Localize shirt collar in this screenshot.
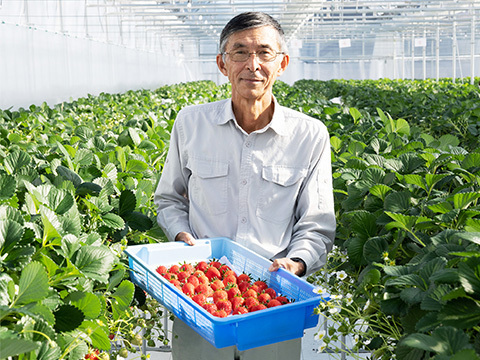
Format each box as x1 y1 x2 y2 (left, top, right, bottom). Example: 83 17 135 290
216 97 289 136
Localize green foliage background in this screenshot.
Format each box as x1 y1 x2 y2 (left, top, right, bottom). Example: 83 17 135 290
0 78 479 359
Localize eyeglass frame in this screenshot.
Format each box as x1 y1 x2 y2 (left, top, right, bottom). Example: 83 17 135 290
221 49 286 63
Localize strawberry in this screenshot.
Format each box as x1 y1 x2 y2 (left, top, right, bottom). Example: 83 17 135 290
195 261 209 272
258 293 271 305
237 273 251 284
179 263 194 274
250 303 267 312
213 309 228 318
210 279 225 292
249 284 260 294
203 303 217 315
254 280 268 292
187 275 200 287
232 306 249 315
243 288 258 299
177 271 189 283
276 296 290 304
209 260 222 269
206 267 221 282
231 295 245 309
223 274 237 287
216 299 233 314
264 287 277 298
267 299 282 308
238 281 250 293
170 279 182 290
192 293 207 306
195 283 213 296
213 289 228 303
244 297 259 310
197 274 209 285
182 282 195 297
169 264 180 275
219 264 232 274
156 265 167 275
227 285 241 300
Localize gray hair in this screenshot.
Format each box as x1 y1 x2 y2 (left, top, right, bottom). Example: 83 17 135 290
219 12 287 54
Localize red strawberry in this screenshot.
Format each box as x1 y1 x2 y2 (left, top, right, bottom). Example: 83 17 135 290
231 295 245 309
156 265 167 275
187 275 200 287
258 293 271 305
219 264 232 274
210 279 225 292
244 297 259 310
182 282 195 297
213 309 228 318
209 260 222 269
254 280 268 292
169 264 180 275
195 283 213 296
197 274 209 285
233 306 249 315
177 271 189 283
250 304 267 312
267 299 282 308
223 274 237 287
249 284 260 294
195 261 208 272
237 273 250 284
213 289 228 303
243 288 258 299
192 293 207 306
276 296 290 304
203 303 217 315
179 263 194 274
264 287 277 298
170 279 182 290
238 281 250 293
206 267 221 281
227 286 241 300
216 299 232 314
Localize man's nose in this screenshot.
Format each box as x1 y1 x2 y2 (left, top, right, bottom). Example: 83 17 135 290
245 53 261 71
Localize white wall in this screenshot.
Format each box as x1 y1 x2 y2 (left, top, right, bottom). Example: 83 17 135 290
0 22 192 110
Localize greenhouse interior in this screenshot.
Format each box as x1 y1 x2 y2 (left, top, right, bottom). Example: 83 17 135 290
1 1 480 360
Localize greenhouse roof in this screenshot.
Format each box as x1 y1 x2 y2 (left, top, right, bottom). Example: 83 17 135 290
2 0 479 54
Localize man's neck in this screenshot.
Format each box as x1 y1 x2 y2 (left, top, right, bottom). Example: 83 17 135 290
232 96 275 134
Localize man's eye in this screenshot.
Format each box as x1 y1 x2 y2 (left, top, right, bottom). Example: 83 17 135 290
233 50 248 55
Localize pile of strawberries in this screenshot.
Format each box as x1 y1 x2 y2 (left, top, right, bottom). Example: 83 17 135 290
156 259 291 318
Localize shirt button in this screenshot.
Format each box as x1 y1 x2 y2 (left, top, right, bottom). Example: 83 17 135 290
241 217 247 224
245 141 252 148
241 179 247 185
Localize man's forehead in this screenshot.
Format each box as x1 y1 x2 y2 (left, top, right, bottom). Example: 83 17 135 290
225 27 280 50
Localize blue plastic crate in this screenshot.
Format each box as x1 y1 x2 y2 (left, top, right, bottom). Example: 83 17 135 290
125 237 328 350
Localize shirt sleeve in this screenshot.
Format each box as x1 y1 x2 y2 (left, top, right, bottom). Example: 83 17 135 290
154 114 192 241
287 124 336 276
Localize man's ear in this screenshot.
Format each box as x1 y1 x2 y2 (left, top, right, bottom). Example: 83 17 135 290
216 54 228 76
277 54 290 76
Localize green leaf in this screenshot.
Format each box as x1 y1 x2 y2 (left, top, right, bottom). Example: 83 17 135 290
403 174 426 191
56 165 82 187
126 159 148 173
4 150 31 175
385 274 426 289
124 211 153 231
54 304 84 332
112 280 135 318
0 174 16 200
0 330 40 358
65 291 102 319
363 236 389 262
438 134 460 150
449 192 480 210
396 118 410 136
128 127 142 146
347 237 367 266
73 148 93 167
102 213 125 230
458 257 480 294
350 211 378 240
80 320 111 351
75 182 102 197
401 326 472 355
72 246 115 283
384 191 411 213
369 184 392 200
330 136 342 152
349 107 362 124
13 261 49 306
0 219 24 256
439 298 480 329
119 189 136 216
47 188 74 215
103 163 118 183
74 125 94 141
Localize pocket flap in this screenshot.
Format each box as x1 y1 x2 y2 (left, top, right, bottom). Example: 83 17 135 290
189 158 229 179
262 166 307 186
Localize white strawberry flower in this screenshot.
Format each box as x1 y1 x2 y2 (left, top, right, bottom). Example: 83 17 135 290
314 330 326 341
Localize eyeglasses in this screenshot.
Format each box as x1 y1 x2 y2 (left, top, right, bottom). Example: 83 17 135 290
222 49 285 63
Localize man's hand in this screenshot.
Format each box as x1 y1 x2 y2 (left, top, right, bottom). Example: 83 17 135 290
174 231 196 246
269 258 305 277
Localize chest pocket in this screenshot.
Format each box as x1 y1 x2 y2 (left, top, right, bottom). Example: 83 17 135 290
187 158 229 216
256 165 307 224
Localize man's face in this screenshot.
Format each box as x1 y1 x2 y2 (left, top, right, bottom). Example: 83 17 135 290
216 26 289 103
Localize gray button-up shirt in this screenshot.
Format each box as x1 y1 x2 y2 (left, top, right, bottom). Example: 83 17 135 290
154 97 336 275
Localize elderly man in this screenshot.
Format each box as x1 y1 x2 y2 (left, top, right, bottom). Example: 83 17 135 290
154 11 336 360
